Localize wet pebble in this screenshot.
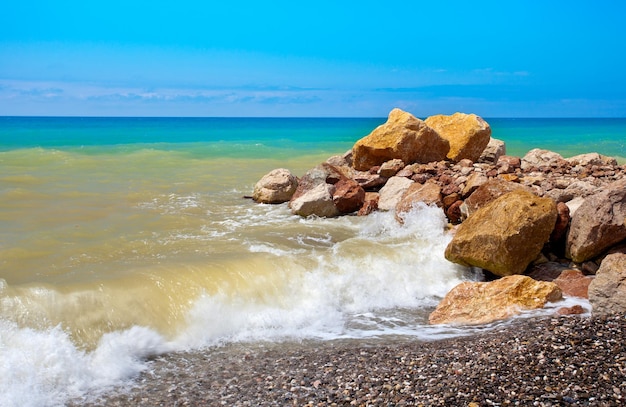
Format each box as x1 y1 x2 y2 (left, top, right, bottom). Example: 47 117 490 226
72 314 626 407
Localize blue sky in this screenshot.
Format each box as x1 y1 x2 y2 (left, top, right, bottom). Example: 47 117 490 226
1 1 625 117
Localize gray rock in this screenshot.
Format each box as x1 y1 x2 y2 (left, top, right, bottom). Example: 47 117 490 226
566 180 626 262
521 148 566 171
477 137 506 164
589 253 626 314
377 176 414 211
252 168 298 204
289 183 340 218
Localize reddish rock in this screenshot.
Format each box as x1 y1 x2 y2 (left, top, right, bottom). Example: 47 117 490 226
438 173 455 186
442 192 461 208
553 269 593 298
441 183 461 197
358 192 379 216
446 200 464 224
411 173 432 184
556 305 585 316
551 201 571 243
332 178 365 214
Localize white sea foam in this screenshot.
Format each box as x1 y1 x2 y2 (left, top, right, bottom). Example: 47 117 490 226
176 205 478 347
0 203 587 405
0 321 171 407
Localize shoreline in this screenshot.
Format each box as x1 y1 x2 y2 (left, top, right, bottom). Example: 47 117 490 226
75 314 626 406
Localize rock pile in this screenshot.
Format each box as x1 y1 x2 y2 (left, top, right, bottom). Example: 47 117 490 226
252 108 626 324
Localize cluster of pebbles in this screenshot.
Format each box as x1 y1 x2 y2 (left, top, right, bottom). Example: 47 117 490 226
76 314 626 406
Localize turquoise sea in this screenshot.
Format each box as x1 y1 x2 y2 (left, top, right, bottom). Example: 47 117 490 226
0 116 622 406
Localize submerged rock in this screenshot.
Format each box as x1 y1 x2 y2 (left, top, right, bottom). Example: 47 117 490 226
425 112 492 162
429 275 562 325
352 108 449 171
445 190 557 276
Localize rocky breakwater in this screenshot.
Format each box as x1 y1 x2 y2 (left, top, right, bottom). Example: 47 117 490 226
251 108 626 325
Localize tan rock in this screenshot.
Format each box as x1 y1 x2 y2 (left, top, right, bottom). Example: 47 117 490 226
378 159 405 178
461 172 488 198
566 179 626 262
252 168 299 204
425 112 491 162
377 176 414 211
352 108 449 171
498 174 520 183
428 275 562 325
445 190 557 276
461 178 532 219
395 181 442 218
588 253 626 314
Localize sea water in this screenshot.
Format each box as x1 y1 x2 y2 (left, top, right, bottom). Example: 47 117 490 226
0 117 623 406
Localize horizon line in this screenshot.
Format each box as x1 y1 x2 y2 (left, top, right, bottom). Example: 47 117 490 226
2 115 626 120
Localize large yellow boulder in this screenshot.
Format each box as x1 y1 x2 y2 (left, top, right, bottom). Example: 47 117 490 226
425 112 491 162
429 275 562 325
445 190 557 276
352 108 449 171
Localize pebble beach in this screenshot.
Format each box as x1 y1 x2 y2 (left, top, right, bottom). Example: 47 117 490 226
76 314 626 407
